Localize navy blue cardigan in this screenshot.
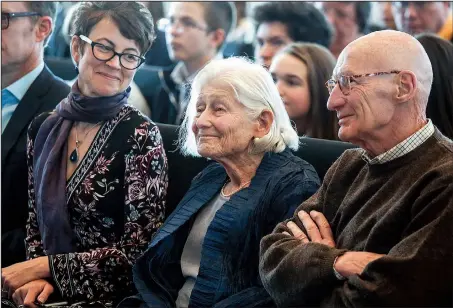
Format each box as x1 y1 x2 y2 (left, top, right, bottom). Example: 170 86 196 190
128 149 320 307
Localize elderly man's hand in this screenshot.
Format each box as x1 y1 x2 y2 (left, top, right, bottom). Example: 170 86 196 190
334 251 385 277
284 210 336 248
2 257 50 298
12 279 54 308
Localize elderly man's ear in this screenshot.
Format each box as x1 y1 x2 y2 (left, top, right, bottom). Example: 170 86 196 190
254 110 274 138
395 71 417 103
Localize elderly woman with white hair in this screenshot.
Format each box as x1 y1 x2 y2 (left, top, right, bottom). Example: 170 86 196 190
124 57 320 307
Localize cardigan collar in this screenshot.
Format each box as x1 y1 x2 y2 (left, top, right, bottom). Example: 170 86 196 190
150 148 294 247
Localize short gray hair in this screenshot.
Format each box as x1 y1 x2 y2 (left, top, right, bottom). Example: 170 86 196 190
179 57 300 157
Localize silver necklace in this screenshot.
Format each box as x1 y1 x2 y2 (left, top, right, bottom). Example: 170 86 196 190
69 122 101 163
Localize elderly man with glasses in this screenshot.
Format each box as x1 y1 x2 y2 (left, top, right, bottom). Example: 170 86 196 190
259 30 453 307
1 2 70 268
146 2 236 125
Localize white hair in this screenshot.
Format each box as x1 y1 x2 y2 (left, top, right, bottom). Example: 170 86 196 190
178 57 299 157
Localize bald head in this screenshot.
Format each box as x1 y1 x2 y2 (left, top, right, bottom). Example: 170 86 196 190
338 30 433 108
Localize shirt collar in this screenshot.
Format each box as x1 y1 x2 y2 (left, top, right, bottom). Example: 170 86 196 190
170 53 224 86
362 119 435 164
6 62 45 101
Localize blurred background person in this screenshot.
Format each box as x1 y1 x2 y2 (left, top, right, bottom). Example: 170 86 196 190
149 2 235 124
125 57 320 308
223 2 255 60
44 2 75 58
252 2 332 69
141 1 173 68
1 3 168 307
393 2 452 43
1 1 70 267
321 2 372 58
417 33 453 139
379 2 397 30
270 43 339 140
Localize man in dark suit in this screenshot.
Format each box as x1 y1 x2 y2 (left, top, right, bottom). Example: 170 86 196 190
1 1 70 267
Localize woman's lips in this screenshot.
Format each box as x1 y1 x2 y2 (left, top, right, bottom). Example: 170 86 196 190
97 72 120 81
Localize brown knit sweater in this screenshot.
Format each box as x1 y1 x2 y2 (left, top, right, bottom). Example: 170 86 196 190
260 129 453 307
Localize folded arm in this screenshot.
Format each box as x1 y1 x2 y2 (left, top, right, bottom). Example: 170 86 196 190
260 185 453 307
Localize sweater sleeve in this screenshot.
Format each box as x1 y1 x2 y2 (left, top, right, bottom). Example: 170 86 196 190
48 123 168 303
259 159 347 307
260 175 453 307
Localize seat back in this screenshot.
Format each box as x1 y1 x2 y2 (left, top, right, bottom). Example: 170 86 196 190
133 64 167 109
45 56 77 81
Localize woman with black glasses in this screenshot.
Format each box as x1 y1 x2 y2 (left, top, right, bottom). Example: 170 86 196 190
1 3 168 307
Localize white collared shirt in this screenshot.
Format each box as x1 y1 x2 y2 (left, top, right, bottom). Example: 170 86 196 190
2 62 44 132
362 119 435 164
6 61 45 101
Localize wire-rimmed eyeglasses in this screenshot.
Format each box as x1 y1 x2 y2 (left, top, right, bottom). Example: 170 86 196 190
1 12 41 30
78 35 145 70
157 17 209 34
325 71 401 95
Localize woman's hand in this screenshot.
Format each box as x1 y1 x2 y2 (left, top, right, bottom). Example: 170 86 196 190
2 257 50 297
12 279 54 308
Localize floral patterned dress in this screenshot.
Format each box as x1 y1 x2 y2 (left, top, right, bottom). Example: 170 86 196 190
25 105 168 307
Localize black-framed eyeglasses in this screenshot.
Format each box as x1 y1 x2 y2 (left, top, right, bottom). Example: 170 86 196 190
79 35 145 70
157 17 209 34
325 71 401 95
1 12 41 30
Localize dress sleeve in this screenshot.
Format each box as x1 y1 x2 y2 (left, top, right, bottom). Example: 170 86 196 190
25 121 46 260
48 122 169 303
260 172 453 306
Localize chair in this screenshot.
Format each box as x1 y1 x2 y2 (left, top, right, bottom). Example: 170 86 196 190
44 56 77 81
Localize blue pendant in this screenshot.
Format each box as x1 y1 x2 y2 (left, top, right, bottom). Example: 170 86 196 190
70 148 78 163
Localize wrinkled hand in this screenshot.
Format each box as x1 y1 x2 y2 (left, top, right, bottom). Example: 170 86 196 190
2 257 50 298
334 251 385 277
12 279 54 308
283 210 336 248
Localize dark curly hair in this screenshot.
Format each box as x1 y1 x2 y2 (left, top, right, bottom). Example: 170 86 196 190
252 2 333 48
71 2 155 55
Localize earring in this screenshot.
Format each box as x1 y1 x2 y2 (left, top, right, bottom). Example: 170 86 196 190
75 66 79 74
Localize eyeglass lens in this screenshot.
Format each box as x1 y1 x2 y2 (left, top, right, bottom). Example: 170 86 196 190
1 14 9 29
92 44 141 70
327 76 350 94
